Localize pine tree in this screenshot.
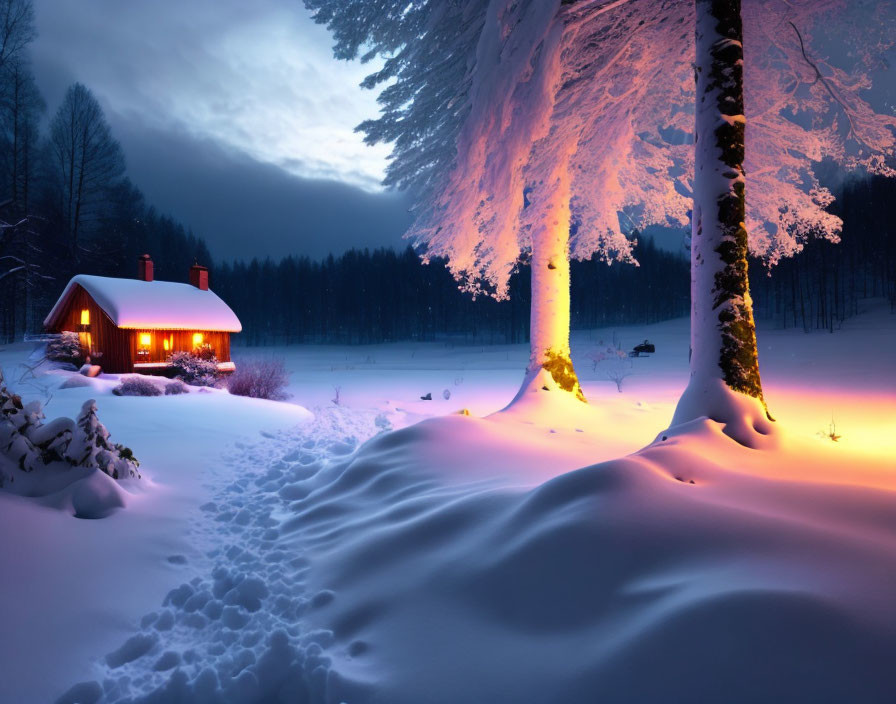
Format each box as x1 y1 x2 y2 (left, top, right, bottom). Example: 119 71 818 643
46 83 126 261
0 369 38 472
66 400 107 471
1 375 140 482
63 400 140 479
29 416 75 464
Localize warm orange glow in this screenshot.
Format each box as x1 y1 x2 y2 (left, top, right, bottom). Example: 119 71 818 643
163 338 170 351
80 309 90 325
139 333 152 347
192 333 204 347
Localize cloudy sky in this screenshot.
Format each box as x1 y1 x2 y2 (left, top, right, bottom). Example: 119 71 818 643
29 0 413 262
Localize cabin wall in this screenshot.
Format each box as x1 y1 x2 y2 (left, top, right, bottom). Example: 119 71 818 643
52 285 134 373
48 284 232 373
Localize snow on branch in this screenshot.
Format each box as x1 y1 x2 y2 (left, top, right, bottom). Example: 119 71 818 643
310 0 896 292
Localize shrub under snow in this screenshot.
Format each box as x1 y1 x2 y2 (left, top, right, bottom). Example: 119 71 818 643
227 358 290 401
168 352 219 387
113 377 162 397
587 341 633 393
164 380 190 395
0 371 140 493
45 332 84 367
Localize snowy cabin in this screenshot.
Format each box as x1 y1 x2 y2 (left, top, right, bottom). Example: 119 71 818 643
44 256 241 374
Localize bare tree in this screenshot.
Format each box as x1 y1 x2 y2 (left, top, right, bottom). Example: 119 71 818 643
0 0 40 337
0 0 34 74
47 83 125 260
0 57 44 213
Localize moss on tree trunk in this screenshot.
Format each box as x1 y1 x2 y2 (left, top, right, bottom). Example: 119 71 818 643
703 0 768 415
541 348 586 402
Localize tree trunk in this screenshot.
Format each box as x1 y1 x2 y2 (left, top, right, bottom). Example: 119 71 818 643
67 111 76 256
11 68 19 212
513 166 585 405
671 0 774 445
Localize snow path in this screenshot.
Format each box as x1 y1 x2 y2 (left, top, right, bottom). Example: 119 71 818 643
58 405 390 704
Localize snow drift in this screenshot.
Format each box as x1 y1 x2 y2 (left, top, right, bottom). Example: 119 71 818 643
284 411 896 703
2 307 891 703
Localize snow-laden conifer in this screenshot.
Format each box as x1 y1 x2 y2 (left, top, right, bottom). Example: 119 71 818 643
0 370 140 483
0 371 40 472
66 399 140 479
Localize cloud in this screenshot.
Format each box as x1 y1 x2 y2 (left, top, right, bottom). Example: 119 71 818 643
30 0 391 191
112 118 413 263
27 0 414 261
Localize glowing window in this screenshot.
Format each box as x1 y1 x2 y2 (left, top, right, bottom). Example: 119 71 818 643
163 338 170 351
80 309 90 325
192 333 204 347
139 333 152 347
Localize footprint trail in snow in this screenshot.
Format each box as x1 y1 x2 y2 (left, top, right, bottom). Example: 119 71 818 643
57 405 390 704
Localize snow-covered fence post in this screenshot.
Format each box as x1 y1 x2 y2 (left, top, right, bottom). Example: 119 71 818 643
672 0 774 444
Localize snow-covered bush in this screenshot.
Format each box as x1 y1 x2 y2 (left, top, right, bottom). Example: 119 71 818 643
196 345 216 361
164 380 189 395
59 375 92 389
66 400 140 479
168 352 219 387
45 332 84 367
227 358 289 401
0 381 42 475
113 377 162 397
587 341 633 393
0 371 140 490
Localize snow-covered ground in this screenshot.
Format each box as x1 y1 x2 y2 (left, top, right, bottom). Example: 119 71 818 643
0 299 894 703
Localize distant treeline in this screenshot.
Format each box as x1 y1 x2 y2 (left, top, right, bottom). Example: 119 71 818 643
750 174 896 332
214 236 690 346
2 173 894 347
214 173 896 346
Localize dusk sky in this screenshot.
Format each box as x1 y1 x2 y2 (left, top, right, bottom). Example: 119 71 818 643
29 0 413 262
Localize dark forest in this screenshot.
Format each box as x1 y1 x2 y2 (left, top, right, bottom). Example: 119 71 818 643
1 56 893 344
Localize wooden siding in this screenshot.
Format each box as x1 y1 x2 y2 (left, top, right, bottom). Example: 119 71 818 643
46 284 232 374
49 285 133 372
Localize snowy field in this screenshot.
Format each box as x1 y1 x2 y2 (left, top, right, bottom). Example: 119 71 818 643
0 299 894 703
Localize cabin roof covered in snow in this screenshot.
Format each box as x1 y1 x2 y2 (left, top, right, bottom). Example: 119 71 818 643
44 275 242 332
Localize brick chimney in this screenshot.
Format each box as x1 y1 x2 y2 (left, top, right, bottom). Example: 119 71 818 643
189 261 209 291
138 254 154 282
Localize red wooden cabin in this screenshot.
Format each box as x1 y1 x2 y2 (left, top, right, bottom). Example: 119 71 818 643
44 256 242 374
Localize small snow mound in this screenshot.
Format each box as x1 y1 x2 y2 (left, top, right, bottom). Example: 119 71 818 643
55 680 103 704
152 651 180 672
327 440 356 456
671 377 778 449
58 375 93 390
106 633 158 669
69 469 128 519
